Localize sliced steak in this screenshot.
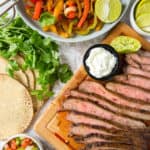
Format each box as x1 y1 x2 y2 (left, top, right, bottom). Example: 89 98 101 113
125 56 139 68
66 111 118 129
127 53 150 65
106 82 150 103
113 74 150 91
126 55 150 72
83 142 135 150
63 98 145 128
70 90 150 120
124 66 150 79
140 64 150 72
139 50 150 57
78 80 150 112
70 124 113 136
74 133 131 145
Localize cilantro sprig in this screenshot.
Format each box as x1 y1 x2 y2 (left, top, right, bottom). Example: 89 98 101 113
0 16 72 100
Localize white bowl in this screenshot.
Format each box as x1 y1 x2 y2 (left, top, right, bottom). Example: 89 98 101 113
15 0 131 43
130 0 150 37
1 134 43 150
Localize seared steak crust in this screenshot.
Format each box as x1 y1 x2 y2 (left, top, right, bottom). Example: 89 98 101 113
65 111 119 129
62 98 145 128
124 66 150 79
79 80 150 111
106 82 150 103
113 74 150 91
70 90 150 120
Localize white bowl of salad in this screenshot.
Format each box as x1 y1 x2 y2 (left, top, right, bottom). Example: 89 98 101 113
2 134 43 150
15 0 131 43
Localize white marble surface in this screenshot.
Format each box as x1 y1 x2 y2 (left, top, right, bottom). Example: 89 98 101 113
0 1 140 149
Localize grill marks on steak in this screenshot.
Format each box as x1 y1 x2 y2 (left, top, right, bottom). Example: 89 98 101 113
126 54 150 72
106 82 150 103
124 66 150 79
70 90 150 120
113 74 150 91
74 133 131 145
66 111 118 129
82 142 136 150
63 98 145 128
78 80 150 111
127 53 150 65
70 124 114 137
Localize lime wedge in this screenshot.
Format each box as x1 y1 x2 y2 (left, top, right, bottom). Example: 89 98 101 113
136 13 150 27
142 26 150 32
95 0 122 23
111 36 141 54
135 2 150 18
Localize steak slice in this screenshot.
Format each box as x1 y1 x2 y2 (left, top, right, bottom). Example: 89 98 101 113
66 111 118 129
124 66 150 79
141 65 150 72
106 82 150 103
113 74 150 91
127 53 150 65
125 56 139 68
70 90 150 120
126 55 150 72
70 124 113 136
63 98 145 128
79 80 150 111
139 50 150 57
74 133 131 145
82 142 135 150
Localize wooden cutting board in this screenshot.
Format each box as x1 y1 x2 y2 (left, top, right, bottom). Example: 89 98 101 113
34 22 150 150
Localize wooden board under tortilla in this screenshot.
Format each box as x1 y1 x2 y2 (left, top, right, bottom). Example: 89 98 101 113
34 23 150 150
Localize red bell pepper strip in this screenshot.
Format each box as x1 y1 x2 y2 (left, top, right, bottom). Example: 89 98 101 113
30 0 37 4
77 0 90 28
32 0 43 20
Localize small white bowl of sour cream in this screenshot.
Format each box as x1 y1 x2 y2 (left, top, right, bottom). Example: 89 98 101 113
83 44 119 80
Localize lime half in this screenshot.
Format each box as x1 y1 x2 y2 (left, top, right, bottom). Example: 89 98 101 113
136 13 150 28
95 0 122 23
111 36 141 54
135 2 150 18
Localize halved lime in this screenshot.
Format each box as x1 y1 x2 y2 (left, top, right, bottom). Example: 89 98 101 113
95 0 122 23
111 36 141 54
135 2 150 18
136 13 150 27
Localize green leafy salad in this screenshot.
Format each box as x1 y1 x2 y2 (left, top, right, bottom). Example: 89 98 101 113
0 16 72 100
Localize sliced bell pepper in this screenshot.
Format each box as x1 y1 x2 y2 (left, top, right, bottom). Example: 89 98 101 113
30 0 37 4
75 0 82 18
77 0 90 28
32 0 43 20
53 0 64 19
68 19 78 36
76 15 98 35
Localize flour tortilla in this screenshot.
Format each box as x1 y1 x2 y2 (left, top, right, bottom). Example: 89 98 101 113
0 74 33 140
14 55 35 90
0 56 29 88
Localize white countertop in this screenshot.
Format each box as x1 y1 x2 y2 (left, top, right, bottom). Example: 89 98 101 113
0 1 143 149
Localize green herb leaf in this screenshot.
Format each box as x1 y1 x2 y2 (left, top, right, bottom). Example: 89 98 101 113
39 12 56 27
0 15 72 100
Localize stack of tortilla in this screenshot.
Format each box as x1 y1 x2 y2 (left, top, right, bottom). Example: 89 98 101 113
0 56 45 140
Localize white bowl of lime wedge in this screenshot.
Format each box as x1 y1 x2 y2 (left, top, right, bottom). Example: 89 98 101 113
130 0 150 37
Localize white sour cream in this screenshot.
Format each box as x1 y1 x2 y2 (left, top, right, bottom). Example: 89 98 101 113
86 47 117 78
